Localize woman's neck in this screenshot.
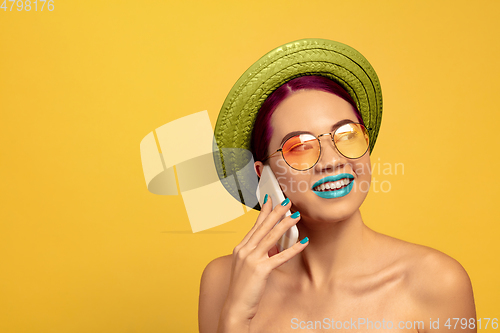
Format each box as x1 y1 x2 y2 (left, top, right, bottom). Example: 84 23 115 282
287 209 377 290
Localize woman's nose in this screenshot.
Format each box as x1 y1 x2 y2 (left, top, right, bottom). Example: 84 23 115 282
314 136 347 172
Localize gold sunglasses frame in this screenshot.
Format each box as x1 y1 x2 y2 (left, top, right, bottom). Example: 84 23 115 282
262 122 371 171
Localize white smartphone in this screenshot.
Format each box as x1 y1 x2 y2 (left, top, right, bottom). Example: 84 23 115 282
255 165 299 253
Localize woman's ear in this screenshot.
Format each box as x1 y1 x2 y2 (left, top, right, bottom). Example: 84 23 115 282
254 161 264 178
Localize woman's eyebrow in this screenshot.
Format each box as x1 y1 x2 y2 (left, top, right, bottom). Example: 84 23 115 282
279 119 354 145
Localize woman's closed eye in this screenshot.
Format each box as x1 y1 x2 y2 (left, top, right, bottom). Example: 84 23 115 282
288 142 315 153
337 132 357 141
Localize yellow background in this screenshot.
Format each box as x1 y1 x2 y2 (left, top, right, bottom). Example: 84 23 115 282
1 0 499 332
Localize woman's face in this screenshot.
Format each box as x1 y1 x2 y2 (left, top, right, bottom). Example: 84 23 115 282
255 89 372 224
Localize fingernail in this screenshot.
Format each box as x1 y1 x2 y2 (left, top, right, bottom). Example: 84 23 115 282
300 237 309 244
281 198 290 206
263 194 268 204
291 211 300 219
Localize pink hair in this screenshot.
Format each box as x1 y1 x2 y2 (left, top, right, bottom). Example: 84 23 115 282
250 75 365 163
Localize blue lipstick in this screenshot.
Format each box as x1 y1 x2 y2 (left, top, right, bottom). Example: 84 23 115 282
312 173 355 199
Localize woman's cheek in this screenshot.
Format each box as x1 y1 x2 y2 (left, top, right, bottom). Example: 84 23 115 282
276 175 290 194
277 175 309 206
355 175 371 195
277 175 300 196
353 160 371 195
273 159 289 177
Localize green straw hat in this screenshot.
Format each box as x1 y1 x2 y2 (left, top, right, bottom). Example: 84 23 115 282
212 38 383 210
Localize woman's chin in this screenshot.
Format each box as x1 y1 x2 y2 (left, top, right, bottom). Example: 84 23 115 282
299 204 360 225
288 190 365 224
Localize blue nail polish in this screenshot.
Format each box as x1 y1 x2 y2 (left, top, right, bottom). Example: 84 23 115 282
291 211 300 219
300 237 309 244
263 194 268 204
281 198 290 206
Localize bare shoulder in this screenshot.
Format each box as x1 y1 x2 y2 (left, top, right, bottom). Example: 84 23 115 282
376 233 476 323
198 254 233 333
200 254 233 291
406 244 474 307
374 233 472 293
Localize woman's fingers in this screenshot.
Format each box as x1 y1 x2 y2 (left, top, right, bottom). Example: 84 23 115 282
268 236 309 268
238 195 274 247
254 194 273 227
268 244 279 258
221 197 308 326
254 211 301 257
243 198 292 250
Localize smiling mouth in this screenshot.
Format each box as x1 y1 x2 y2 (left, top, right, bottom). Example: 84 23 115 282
313 178 353 192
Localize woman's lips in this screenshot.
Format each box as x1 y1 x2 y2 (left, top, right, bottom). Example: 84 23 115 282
311 173 355 199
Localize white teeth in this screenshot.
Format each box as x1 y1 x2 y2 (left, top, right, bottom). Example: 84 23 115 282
313 178 352 191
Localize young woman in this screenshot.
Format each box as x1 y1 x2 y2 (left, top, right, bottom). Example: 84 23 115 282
199 40 476 333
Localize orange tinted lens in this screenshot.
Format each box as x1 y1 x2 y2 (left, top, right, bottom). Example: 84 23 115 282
334 123 369 158
282 134 320 170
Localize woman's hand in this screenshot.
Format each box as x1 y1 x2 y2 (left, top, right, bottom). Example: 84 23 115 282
217 196 309 333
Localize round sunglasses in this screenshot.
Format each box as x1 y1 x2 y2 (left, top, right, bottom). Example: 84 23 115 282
262 122 370 171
